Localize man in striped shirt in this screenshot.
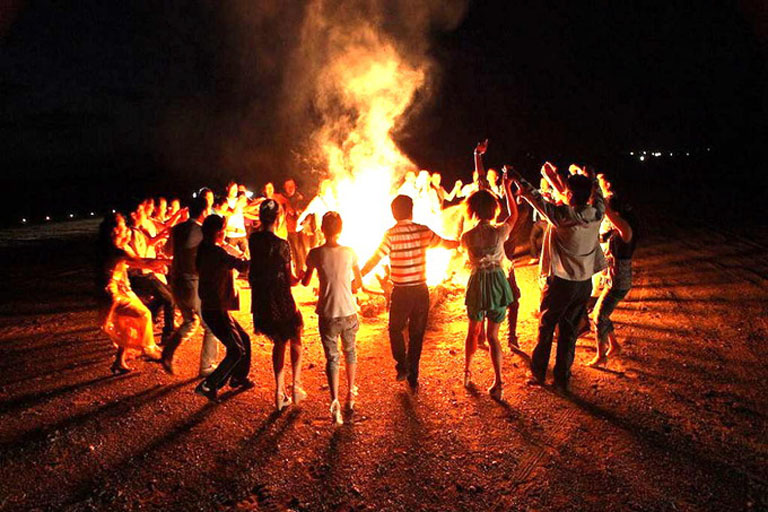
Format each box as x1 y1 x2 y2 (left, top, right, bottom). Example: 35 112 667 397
361 195 459 391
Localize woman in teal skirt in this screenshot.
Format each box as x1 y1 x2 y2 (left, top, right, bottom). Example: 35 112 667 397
461 175 518 400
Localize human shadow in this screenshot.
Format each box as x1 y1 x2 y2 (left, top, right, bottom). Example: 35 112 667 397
0 378 195 463
556 391 763 494
0 372 138 415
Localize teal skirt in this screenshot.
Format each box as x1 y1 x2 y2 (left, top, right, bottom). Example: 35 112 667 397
465 267 514 323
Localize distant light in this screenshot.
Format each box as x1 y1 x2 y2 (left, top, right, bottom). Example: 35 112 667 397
639 156 645 161
669 152 673 156
112 209 116 214
192 192 197 198
629 151 634 156
642 151 647 155
686 152 690 156
707 147 711 151
69 213 74 218
89 212 95 216
45 216 51 221
21 218 27 223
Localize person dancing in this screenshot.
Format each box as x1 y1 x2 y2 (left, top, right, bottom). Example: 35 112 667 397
588 177 638 366
194 215 253 402
512 166 606 393
302 212 363 424
461 175 518 400
97 213 166 374
249 199 305 411
361 195 459 392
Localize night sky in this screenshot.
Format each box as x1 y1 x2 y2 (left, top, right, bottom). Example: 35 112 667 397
1 0 766 223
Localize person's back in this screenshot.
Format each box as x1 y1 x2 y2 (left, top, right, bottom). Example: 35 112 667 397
308 244 357 318
462 221 512 270
171 219 203 278
197 241 241 312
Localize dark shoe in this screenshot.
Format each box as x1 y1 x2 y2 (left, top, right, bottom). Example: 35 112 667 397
407 379 420 394
229 378 255 390
526 372 545 386
161 356 175 376
195 381 219 402
553 381 570 396
396 369 409 382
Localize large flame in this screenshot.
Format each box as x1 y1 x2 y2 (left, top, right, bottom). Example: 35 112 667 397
308 25 453 286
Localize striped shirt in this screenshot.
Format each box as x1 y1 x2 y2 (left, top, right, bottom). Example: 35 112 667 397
376 220 441 286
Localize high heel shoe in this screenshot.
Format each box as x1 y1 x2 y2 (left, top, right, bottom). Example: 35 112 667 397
330 399 343 425
275 389 292 412
347 385 359 411
293 384 307 405
463 370 472 389
488 382 503 401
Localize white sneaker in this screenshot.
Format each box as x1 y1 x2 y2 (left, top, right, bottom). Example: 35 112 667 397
330 400 343 425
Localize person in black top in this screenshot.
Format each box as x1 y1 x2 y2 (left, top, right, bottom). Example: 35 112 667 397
588 180 638 367
194 215 253 402
249 199 305 412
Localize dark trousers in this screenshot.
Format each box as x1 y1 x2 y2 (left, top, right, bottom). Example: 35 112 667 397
531 276 592 385
507 267 521 343
130 273 174 336
201 309 251 391
389 284 429 384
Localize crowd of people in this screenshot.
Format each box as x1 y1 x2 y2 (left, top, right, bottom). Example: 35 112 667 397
96 140 638 424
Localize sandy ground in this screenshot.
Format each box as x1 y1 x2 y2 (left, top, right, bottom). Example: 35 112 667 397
0 218 767 511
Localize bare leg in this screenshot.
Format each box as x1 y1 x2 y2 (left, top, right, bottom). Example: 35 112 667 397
587 326 608 367
464 320 481 387
290 333 306 403
346 362 357 399
487 321 503 395
327 360 339 403
477 321 488 350
606 331 621 356
272 340 288 406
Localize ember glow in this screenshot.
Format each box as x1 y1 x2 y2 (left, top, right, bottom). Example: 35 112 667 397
304 15 454 287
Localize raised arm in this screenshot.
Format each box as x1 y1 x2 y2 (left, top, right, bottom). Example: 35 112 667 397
474 139 488 180
500 169 518 227
509 170 559 228
541 162 567 199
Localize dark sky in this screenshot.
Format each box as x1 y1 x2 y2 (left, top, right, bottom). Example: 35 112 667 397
1 0 766 219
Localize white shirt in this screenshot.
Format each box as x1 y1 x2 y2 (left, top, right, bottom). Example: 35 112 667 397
306 245 358 318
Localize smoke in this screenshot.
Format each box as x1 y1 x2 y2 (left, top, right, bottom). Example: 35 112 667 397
279 0 467 186
156 0 466 190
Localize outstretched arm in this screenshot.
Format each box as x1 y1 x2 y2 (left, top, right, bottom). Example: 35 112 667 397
352 262 363 293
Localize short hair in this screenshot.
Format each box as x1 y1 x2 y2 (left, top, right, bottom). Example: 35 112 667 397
188 196 207 219
321 211 343 238
259 199 280 227
466 190 499 220
566 174 593 207
202 214 225 242
391 195 413 221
